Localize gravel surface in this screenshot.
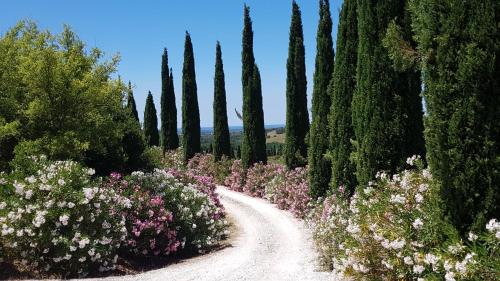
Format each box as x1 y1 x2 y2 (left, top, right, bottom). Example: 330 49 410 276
87 186 331 281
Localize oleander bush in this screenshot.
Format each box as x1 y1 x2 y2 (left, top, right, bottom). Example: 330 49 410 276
242 162 281 198
308 156 500 280
265 166 311 218
223 160 311 218
187 153 233 185
0 156 128 277
0 155 229 277
125 169 228 253
103 173 180 257
224 160 245 192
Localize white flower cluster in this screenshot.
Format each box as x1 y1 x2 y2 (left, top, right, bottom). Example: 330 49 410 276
310 156 497 280
0 158 126 276
485 219 500 239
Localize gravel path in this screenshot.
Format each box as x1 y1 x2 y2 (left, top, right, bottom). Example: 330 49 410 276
91 186 331 281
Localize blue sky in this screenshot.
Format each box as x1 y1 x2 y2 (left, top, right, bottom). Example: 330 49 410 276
1 0 342 127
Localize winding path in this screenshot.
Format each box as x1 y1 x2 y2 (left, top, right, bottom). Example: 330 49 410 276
94 187 331 281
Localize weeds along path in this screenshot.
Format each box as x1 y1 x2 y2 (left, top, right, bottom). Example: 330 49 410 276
92 186 330 281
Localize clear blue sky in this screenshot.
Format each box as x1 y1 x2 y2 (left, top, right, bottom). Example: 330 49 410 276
1 0 342 127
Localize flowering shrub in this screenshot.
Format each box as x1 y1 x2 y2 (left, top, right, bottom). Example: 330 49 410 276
126 169 228 253
242 163 282 198
187 153 232 185
162 149 185 171
0 156 127 277
224 160 244 192
309 156 500 280
266 167 311 218
103 174 180 257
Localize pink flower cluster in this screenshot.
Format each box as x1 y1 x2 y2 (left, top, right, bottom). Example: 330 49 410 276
224 160 245 192
243 162 282 198
103 175 180 257
269 167 311 218
187 153 233 185
166 168 223 211
224 161 311 218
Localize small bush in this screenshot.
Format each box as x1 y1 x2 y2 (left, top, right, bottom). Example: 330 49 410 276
126 169 228 252
224 160 245 192
266 166 311 218
161 149 185 171
103 173 180 257
242 163 281 198
0 156 128 277
187 153 232 185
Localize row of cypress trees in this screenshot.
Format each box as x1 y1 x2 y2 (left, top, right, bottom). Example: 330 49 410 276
303 0 426 198
127 32 233 163
301 0 498 234
128 1 499 234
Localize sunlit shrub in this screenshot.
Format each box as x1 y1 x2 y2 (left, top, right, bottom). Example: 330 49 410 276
187 153 233 185
0 156 127 277
103 174 180 257
243 163 282 198
224 160 244 192
309 156 500 280
126 169 228 253
266 166 311 218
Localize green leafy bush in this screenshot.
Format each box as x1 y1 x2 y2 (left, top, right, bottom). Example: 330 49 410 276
0 21 148 174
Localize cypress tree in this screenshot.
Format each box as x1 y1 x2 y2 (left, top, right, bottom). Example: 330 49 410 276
308 0 334 199
285 1 309 169
352 0 424 186
160 48 179 152
328 0 357 195
251 65 267 163
182 32 201 161
409 0 499 233
168 69 179 149
126 81 139 122
143 91 160 146
213 41 231 161
241 5 267 170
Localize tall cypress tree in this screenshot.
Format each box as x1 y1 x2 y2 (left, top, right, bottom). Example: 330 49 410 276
168 69 179 149
409 0 499 233
143 91 160 146
126 81 139 122
352 0 424 186
160 48 169 152
160 49 179 152
308 0 334 199
241 5 267 170
328 0 357 195
252 65 267 163
213 41 231 161
182 32 201 161
285 1 309 169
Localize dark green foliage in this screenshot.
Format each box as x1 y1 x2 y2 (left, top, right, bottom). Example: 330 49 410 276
182 32 201 162
352 0 424 186
285 1 309 169
127 81 140 122
160 49 179 152
213 42 231 161
168 70 179 149
328 0 357 195
241 5 267 170
308 0 334 199
409 0 500 233
143 91 160 147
